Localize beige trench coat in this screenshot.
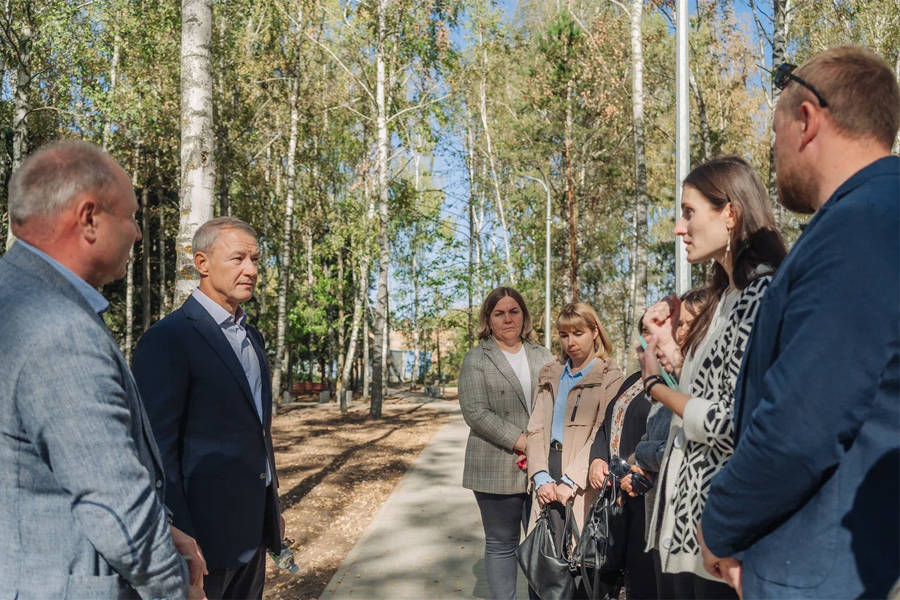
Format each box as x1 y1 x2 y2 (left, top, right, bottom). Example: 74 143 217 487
526 356 624 534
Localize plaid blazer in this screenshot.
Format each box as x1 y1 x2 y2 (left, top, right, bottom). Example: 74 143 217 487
459 337 554 494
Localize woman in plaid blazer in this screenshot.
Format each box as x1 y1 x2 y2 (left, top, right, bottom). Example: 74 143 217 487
459 287 554 600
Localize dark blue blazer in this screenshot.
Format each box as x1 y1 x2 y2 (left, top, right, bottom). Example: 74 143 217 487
702 157 899 598
133 295 282 569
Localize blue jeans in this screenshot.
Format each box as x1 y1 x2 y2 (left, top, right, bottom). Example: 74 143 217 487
474 491 532 600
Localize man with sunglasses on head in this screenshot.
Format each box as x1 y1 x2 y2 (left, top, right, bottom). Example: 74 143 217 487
699 46 900 599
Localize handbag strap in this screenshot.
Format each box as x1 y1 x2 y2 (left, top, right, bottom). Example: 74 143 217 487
564 502 580 569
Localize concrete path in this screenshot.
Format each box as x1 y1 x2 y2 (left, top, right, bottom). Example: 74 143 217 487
320 399 530 599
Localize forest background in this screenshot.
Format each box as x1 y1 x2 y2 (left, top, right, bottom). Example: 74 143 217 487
0 0 897 418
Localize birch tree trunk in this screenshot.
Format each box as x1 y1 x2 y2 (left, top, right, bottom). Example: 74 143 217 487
271 74 301 409
767 0 792 229
464 121 476 348
6 24 32 250
336 247 346 397
479 43 515 284
102 33 120 152
689 69 713 161
362 289 371 402
894 57 900 155
564 79 577 300
174 0 216 305
158 207 168 320
340 258 365 413
628 0 649 370
371 0 390 419
124 144 142 362
125 246 135 361
141 183 151 330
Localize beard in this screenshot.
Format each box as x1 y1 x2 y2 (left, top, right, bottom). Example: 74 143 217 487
776 160 819 215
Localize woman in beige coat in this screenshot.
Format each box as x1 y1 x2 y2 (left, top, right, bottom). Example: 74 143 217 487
526 302 624 569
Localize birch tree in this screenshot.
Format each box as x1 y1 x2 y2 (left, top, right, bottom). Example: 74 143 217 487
174 0 216 306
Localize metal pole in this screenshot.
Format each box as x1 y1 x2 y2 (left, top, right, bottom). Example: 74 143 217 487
675 0 691 296
519 173 553 349
544 181 551 350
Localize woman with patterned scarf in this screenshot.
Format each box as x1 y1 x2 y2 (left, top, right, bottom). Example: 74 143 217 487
637 157 788 600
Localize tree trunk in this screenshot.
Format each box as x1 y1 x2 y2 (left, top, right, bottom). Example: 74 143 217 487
464 120 476 349
271 74 301 410
894 57 900 155
340 257 365 413
564 78 577 300
689 68 713 161
768 0 792 229
125 246 135 362
629 0 649 372
259 145 272 318
141 183 151 331
155 155 169 320
6 24 32 250
102 33 120 152
175 0 216 305
158 207 168 320
336 247 346 398
371 0 390 419
479 42 514 284
362 287 371 403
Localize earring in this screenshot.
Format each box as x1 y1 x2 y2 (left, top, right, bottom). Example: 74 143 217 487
726 234 731 254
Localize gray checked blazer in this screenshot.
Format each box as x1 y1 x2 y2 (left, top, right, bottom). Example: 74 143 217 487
0 243 189 599
459 336 554 495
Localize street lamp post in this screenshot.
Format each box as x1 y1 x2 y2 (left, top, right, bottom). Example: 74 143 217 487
675 0 691 295
519 173 552 350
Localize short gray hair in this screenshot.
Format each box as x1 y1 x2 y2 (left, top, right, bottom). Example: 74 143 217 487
8 140 119 226
193 217 257 255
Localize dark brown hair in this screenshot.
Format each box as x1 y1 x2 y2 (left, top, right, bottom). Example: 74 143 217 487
681 157 788 357
477 286 533 342
784 46 900 150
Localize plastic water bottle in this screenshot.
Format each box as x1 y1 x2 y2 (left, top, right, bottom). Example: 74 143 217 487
271 541 300 574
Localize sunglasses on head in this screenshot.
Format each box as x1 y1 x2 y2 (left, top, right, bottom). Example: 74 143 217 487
610 455 654 495
773 63 829 108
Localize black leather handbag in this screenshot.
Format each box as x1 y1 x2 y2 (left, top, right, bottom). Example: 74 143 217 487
573 475 627 599
515 504 579 600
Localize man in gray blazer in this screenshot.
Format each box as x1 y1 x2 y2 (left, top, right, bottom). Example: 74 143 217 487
0 141 206 599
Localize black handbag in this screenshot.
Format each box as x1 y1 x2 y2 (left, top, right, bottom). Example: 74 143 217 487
515 504 580 600
573 474 627 599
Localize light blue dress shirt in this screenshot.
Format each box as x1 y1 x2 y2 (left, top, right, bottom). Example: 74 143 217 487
18 240 110 315
533 357 597 491
191 288 271 485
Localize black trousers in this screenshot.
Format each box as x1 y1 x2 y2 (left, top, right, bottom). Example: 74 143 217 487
474 491 532 600
655 552 738 600
203 542 267 600
621 495 657 599
203 485 279 600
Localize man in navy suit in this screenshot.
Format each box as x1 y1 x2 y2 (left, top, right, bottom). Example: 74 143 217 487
699 47 900 598
134 217 284 599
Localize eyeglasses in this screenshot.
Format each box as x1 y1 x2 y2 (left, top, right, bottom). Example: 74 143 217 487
610 455 654 495
773 63 829 108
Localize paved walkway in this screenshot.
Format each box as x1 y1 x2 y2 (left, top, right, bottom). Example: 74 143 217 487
320 399 530 599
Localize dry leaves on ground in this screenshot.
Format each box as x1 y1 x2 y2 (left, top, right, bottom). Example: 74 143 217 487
263 395 451 600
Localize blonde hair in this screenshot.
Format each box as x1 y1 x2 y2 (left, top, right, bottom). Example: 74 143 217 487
556 302 613 360
477 286 533 342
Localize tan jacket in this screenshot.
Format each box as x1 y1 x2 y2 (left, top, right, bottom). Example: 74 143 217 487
526 356 624 533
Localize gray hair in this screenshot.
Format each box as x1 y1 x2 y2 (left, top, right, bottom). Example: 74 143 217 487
193 217 257 255
8 140 119 226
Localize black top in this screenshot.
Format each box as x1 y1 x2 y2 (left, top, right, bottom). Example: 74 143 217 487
589 371 651 464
